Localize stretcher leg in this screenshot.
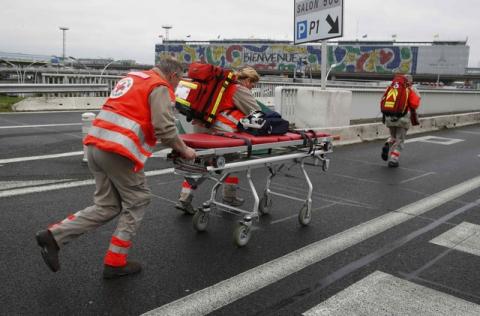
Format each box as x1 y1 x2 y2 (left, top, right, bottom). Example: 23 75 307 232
298 158 313 226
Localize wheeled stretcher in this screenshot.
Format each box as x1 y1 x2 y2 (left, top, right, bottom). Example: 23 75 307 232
168 131 334 247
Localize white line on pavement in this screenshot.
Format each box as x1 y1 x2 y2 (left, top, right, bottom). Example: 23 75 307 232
0 168 174 198
0 151 84 164
142 174 480 316
399 172 436 184
303 271 480 315
0 123 81 129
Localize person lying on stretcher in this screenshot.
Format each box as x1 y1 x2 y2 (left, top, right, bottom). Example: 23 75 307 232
176 66 261 214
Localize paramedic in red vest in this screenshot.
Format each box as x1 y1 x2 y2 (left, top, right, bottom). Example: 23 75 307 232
381 74 421 168
35 57 196 278
176 66 261 214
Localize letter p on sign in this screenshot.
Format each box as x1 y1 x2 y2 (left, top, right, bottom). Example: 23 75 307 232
297 21 307 40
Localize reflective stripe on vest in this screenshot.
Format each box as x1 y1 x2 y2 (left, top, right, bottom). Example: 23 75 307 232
89 126 149 164
219 111 240 125
213 110 244 132
96 111 155 153
213 119 236 132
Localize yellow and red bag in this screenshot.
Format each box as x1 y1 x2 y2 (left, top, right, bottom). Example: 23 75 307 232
175 63 236 127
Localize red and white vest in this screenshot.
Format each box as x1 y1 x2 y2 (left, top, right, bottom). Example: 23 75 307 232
84 70 175 171
212 84 246 132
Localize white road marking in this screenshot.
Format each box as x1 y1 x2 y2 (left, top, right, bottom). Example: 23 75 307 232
430 222 480 256
0 168 174 198
269 202 337 225
456 130 480 136
400 172 436 184
0 180 73 191
406 135 464 145
0 123 81 129
303 271 480 315
142 174 480 316
0 151 83 164
0 110 94 115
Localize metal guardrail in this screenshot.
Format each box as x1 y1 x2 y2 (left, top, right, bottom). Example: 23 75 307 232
0 83 110 93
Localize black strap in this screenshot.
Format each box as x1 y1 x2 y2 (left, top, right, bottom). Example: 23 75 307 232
290 129 314 153
214 132 253 157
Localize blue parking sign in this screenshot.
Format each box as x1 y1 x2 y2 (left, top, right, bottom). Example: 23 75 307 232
296 21 307 40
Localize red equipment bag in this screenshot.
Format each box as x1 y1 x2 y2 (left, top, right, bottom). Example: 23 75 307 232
175 63 236 127
380 75 410 118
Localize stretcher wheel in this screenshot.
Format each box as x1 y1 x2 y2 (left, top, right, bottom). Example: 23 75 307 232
193 210 209 232
258 195 272 215
233 223 251 247
298 205 311 226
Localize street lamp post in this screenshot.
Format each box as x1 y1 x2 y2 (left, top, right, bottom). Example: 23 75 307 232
326 63 341 83
162 25 172 41
0 59 21 83
21 61 44 84
59 26 69 62
100 60 116 91
68 56 90 74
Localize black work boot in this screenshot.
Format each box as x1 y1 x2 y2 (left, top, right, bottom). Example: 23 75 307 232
175 195 196 215
222 196 245 207
388 161 399 168
103 261 142 279
35 230 60 272
381 142 390 161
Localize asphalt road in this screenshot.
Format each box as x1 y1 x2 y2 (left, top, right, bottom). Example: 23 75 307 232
1 110 480 315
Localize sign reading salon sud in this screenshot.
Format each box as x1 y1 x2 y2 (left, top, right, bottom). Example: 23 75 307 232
294 0 344 44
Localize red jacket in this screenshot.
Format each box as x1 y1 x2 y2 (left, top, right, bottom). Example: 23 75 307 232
84 70 175 171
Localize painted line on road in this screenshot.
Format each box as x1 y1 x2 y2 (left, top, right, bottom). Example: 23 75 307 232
270 202 337 225
0 179 73 191
0 151 83 164
1 148 170 164
0 123 81 129
303 271 480 315
0 168 174 198
142 174 480 316
399 172 436 184
430 221 480 257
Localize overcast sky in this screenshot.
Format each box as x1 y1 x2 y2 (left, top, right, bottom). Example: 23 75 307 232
1 0 479 66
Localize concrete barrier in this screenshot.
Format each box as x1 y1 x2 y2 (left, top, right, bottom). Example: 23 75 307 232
318 112 480 146
275 87 352 128
13 96 105 111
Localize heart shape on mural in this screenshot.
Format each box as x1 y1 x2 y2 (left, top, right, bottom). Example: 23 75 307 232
379 50 393 64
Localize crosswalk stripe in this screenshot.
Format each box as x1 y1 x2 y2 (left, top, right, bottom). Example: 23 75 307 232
430 221 480 256
303 271 480 315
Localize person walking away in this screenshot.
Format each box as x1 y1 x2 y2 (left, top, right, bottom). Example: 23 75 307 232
176 66 261 214
35 57 196 279
380 74 421 168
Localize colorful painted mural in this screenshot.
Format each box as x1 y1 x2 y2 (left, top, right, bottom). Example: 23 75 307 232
155 43 418 74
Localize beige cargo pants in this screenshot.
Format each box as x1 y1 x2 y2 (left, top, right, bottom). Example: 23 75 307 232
49 146 151 263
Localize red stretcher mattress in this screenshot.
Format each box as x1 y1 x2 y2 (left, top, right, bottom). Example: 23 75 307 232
180 131 330 149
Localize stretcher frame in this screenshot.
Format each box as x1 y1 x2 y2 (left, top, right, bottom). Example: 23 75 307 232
171 134 334 247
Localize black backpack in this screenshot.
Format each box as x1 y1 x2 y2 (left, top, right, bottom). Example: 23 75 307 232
237 110 289 136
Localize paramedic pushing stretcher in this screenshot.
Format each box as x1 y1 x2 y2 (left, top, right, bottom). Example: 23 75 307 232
176 66 261 214
35 57 196 279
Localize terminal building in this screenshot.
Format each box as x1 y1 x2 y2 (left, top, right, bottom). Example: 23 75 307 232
0 39 478 88
156 39 475 84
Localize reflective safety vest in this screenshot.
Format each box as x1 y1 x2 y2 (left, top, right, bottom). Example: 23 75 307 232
213 109 246 132
84 70 175 171
211 84 246 132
